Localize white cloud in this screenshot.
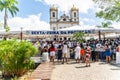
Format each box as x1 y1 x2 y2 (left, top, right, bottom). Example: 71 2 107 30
0 13 50 31
81 18 95 23
36 0 94 13
112 23 120 29
79 21 84 26
95 7 103 13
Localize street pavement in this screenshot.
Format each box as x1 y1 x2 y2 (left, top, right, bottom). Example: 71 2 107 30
51 61 120 80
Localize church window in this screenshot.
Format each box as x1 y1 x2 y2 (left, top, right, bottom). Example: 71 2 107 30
74 12 76 17
60 27 62 29
63 18 66 21
53 27 55 31
53 12 55 17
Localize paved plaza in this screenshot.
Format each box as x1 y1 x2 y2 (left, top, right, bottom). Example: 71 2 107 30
51 61 120 80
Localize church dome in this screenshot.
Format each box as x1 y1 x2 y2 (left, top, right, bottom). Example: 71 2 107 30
71 5 78 11
50 5 57 10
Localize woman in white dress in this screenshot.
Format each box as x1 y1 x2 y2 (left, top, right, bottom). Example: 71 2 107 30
42 47 50 62
116 44 120 64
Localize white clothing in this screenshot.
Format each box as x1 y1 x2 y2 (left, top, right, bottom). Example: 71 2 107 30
96 43 101 51
67 48 70 58
50 51 55 56
74 46 81 59
96 43 101 48
54 43 59 49
63 45 68 53
68 42 72 48
42 52 50 62
34 43 38 49
116 52 120 64
75 46 81 54
42 43 46 48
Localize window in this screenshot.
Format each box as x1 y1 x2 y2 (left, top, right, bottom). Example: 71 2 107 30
63 18 66 21
74 12 76 17
53 12 55 17
53 27 55 30
59 27 62 29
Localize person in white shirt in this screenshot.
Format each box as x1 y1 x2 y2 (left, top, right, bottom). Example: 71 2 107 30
68 41 72 48
62 43 68 64
74 44 81 63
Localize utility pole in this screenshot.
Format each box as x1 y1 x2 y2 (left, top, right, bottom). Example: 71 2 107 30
98 30 101 41
20 27 23 41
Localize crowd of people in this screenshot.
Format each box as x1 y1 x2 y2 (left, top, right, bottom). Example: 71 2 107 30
33 38 120 66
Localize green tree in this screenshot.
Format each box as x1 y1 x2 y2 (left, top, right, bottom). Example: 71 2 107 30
73 31 85 43
0 40 38 78
97 21 112 28
101 22 112 28
0 0 19 32
93 0 120 22
93 0 116 40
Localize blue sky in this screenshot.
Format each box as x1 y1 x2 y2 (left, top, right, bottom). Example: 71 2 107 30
0 0 111 31
17 0 100 25
17 0 49 22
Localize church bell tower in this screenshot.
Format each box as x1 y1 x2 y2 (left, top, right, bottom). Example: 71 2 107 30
70 5 79 23
50 5 58 30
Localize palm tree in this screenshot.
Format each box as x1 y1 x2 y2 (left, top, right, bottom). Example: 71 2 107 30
73 31 85 43
0 0 19 31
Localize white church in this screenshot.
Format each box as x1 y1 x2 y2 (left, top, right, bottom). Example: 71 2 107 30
50 5 79 30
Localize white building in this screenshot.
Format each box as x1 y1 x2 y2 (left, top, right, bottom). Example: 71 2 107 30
50 5 79 30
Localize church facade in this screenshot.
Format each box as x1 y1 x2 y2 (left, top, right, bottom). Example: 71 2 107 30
50 5 79 30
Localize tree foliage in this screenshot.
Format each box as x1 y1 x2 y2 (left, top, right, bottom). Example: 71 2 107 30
102 21 112 27
73 32 85 43
0 40 38 78
93 0 120 22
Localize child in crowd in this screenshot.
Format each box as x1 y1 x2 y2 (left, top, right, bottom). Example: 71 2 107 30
85 53 91 67
85 46 91 67
80 47 85 63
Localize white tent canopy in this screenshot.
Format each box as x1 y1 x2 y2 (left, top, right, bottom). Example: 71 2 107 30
59 25 120 33
59 25 95 31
